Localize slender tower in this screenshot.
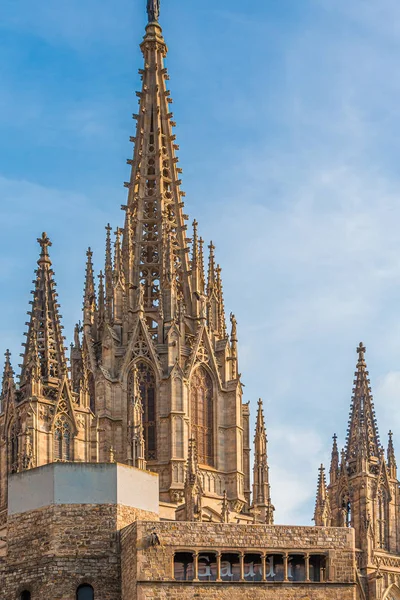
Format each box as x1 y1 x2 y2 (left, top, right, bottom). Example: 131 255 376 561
0 235 94 519
79 0 250 517
322 343 400 598
251 399 274 524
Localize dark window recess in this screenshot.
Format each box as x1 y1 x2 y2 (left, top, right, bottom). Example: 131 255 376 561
310 555 326 582
244 554 263 581
220 553 241 582
288 555 306 581
76 584 94 600
20 592 31 600
198 552 217 581
174 552 194 581
266 554 284 582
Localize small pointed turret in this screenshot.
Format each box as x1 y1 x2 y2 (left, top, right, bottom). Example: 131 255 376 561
83 248 96 327
184 437 203 522
20 234 68 392
230 312 238 380
345 343 380 468
216 265 227 339
1 350 15 412
252 399 274 524
105 224 113 323
388 431 397 479
329 433 339 485
98 271 105 325
128 365 146 470
198 237 205 294
113 227 125 323
314 464 331 526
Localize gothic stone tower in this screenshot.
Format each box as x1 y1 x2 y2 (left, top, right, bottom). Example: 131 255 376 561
0 234 94 520
315 343 400 599
68 7 250 516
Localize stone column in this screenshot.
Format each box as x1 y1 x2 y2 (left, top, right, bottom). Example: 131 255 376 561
283 553 289 582
240 552 245 581
305 554 310 582
262 553 267 581
193 551 199 582
216 552 222 582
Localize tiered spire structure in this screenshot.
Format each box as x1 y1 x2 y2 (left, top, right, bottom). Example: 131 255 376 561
0 350 15 413
252 399 274 524
20 233 67 391
314 464 331 527
346 343 380 466
320 341 400 579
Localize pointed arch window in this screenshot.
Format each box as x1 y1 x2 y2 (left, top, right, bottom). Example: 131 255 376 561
190 366 213 467
378 488 389 550
129 361 157 461
54 414 72 462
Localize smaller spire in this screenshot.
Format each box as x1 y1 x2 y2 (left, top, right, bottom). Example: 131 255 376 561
198 237 205 293
230 312 238 380
329 433 339 485
314 464 331 526
105 224 113 323
1 350 15 411
252 399 274 524
83 247 96 327
147 0 160 23
221 490 230 523
388 430 397 479
128 365 146 470
216 264 227 338
184 437 203 522
207 241 216 295
98 271 105 324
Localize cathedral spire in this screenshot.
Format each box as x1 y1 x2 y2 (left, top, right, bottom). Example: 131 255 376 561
20 233 67 391
122 11 192 324
105 224 113 323
329 433 339 485
388 430 397 479
345 343 380 467
83 247 96 327
314 464 331 527
252 399 274 524
1 350 15 412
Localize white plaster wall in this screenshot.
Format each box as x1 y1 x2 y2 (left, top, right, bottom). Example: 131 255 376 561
8 462 159 515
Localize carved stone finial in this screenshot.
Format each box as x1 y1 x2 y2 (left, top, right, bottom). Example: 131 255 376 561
37 232 52 265
147 0 160 23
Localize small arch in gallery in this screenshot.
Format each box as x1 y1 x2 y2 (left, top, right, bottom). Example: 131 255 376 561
20 592 31 600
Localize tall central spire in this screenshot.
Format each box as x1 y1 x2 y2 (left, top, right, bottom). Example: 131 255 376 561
121 10 192 325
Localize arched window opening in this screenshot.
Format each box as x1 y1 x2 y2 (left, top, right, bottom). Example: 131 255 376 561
378 488 389 550
20 591 31 600
10 420 20 474
131 361 157 460
54 414 72 462
190 367 213 467
76 584 94 600
288 555 306 581
310 555 326 582
244 554 263 581
174 552 194 581
266 554 284 581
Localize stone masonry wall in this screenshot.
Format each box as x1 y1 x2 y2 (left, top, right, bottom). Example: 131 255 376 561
120 522 356 600
1 503 157 600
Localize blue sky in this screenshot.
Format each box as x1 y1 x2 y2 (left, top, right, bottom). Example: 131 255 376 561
2 0 400 524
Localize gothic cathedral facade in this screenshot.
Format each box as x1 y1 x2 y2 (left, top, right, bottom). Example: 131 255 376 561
0 3 400 600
